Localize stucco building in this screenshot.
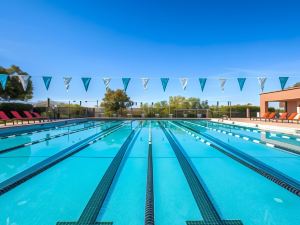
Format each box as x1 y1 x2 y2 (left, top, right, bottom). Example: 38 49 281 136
260 86 300 115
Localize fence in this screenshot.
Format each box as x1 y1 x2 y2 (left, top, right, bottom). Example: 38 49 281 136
32 106 260 119
0 99 261 119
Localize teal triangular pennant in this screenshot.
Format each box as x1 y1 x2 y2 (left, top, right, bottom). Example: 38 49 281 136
237 78 246 91
0 74 8 90
279 77 289 90
81 77 91 92
122 78 131 91
42 76 52 90
198 78 207 92
160 78 169 92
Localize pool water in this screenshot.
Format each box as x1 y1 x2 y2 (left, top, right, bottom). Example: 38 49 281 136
0 119 299 225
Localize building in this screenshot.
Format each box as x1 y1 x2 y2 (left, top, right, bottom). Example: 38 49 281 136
260 86 300 115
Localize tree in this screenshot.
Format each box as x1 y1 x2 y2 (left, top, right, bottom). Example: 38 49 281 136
293 82 300 87
101 89 133 116
0 65 33 100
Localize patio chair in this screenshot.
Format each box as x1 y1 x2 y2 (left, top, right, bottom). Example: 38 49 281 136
10 111 31 124
31 112 48 121
287 112 298 123
23 111 41 123
254 112 270 121
294 113 300 124
0 111 15 126
265 112 276 121
275 112 288 122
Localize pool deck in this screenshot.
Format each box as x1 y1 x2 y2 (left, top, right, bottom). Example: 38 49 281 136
213 118 300 135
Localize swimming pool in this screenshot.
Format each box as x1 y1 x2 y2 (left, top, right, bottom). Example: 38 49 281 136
0 119 299 225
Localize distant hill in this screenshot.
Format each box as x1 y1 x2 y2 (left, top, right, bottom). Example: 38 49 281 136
293 82 300 87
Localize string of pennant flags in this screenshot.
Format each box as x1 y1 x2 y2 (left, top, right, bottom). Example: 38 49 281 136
0 74 292 93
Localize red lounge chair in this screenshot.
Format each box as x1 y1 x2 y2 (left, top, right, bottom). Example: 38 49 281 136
31 112 48 121
0 111 15 125
23 111 41 123
265 112 276 121
10 111 31 124
254 112 270 121
276 112 288 122
287 112 298 123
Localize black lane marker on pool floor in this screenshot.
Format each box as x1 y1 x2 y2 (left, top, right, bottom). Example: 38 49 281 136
173 121 300 197
0 122 111 155
57 123 142 225
159 122 243 225
0 122 125 196
186 120 300 156
0 120 90 139
145 123 154 225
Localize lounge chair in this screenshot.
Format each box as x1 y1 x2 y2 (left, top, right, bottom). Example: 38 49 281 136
265 112 276 121
23 111 41 123
275 112 288 122
294 113 300 124
286 112 298 123
253 112 270 121
31 112 48 121
0 111 15 125
287 112 298 123
10 111 31 124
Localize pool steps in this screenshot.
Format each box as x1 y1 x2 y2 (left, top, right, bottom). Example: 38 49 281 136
172 121 300 197
0 122 126 196
159 122 243 225
57 122 142 225
145 122 155 225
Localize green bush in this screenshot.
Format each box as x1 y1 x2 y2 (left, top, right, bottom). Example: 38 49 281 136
0 103 33 113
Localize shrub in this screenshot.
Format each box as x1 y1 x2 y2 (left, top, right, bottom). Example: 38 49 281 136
0 103 33 113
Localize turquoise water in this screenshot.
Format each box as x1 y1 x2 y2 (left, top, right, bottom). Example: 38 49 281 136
0 120 300 225
182 120 300 182
169 123 300 225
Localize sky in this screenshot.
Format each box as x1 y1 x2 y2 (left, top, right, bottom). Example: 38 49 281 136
1 0 300 106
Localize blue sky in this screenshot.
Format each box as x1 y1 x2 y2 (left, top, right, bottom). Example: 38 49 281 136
1 0 300 106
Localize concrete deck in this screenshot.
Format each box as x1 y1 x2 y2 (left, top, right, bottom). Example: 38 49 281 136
213 118 300 135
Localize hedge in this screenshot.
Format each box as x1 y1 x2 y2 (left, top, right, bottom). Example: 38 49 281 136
0 103 33 113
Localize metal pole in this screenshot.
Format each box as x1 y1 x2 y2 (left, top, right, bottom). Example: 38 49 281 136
229 101 232 120
68 100 70 119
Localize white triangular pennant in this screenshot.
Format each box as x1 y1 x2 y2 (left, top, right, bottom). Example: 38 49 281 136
258 77 267 92
18 75 30 91
180 78 188 90
9 72 19 78
219 78 227 91
141 78 149 90
103 77 111 90
63 77 72 92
